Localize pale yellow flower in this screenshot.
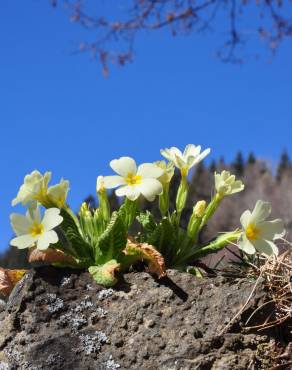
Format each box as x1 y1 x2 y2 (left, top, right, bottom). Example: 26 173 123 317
238 200 285 256
215 170 244 197
10 202 63 250
103 157 163 201
160 144 210 176
12 170 51 206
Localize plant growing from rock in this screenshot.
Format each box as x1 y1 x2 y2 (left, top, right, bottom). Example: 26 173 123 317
2 144 286 291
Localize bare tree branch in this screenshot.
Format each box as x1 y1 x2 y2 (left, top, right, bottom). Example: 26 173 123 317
51 0 292 73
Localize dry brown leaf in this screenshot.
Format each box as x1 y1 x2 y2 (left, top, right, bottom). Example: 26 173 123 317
124 240 166 279
0 267 27 296
28 248 77 266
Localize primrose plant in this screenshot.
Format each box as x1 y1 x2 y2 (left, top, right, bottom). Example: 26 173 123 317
7 144 286 289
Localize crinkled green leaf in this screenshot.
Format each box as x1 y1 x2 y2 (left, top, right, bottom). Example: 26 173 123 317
136 211 157 235
138 214 193 268
118 199 138 229
88 260 120 287
59 208 93 260
95 211 127 264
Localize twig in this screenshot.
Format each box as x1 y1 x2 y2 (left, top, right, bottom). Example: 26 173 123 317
218 271 263 336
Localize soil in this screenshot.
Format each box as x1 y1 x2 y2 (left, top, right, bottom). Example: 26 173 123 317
0 266 290 370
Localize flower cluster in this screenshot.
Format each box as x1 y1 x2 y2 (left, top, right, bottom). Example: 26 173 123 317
12 170 69 208
6 144 286 291
10 171 68 251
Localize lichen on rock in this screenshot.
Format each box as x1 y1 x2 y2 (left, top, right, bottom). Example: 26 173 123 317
0 266 290 369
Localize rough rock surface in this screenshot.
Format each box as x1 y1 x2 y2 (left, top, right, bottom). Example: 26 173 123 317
0 267 287 369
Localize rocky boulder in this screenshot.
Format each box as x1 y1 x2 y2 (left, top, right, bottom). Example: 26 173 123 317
0 267 289 369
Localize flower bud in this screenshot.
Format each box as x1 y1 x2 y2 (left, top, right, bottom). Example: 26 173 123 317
193 200 206 218
96 176 106 194
79 202 92 219
214 170 244 198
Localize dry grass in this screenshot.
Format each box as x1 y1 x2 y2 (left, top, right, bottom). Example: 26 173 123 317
245 248 291 333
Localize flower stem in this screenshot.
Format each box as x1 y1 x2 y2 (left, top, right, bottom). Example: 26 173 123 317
191 230 241 259
199 193 223 230
98 191 111 223
176 175 188 223
159 184 170 217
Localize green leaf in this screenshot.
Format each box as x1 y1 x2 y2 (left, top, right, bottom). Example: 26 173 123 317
118 199 138 229
188 266 204 278
190 231 241 259
94 211 127 264
59 208 93 260
137 211 157 236
149 218 178 259
89 260 120 287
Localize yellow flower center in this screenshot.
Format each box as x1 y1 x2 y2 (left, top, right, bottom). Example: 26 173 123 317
125 173 142 186
29 222 44 237
246 223 260 241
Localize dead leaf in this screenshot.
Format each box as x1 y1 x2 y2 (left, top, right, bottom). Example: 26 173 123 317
0 268 27 296
124 240 166 279
28 248 77 266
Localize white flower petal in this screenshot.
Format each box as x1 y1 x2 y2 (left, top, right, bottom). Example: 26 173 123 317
125 186 141 201
115 185 128 197
10 234 36 249
259 219 285 240
24 170 42 185
37 230 59 250
214 172 221 189
221 171 230 181
238 235 256 254
231 180 245 194
48 179 70 207
240 210 252 229
12 170 52 206
183 144 201 159
96 176 105 192
26 201 41 223
225 174 236 185
192 148 211 166
103 176 126 189
115 185 140 201
42 171 52 188
42 208 63 231
137 163 164 178
160 148 174 162
110 157 137 177
160 147 183 162
254 239 278 257
12 184 32 206
250 200 271 223
174 154 187 169
139 178 163 201
169 147 183 158
10 214 32 236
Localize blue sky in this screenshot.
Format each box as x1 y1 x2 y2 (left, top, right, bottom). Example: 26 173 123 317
1 1 292 251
